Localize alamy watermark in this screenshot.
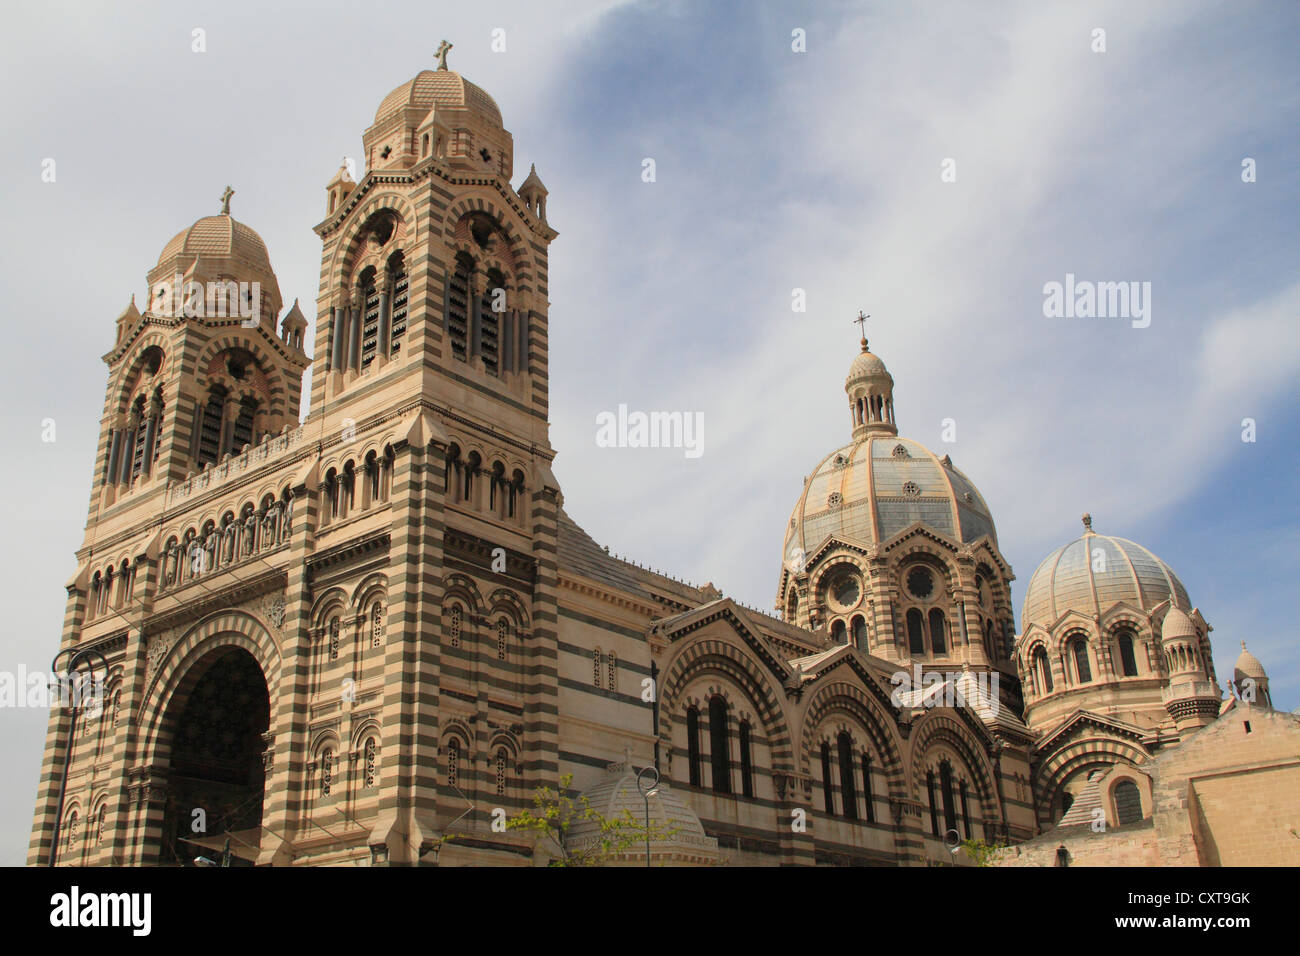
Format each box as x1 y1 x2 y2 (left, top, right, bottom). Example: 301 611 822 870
890 664 1000 715
150 273 262 327
595 404 704 459
1042 273 1151 328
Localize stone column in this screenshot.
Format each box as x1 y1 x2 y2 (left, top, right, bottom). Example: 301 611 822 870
377 268 392 362
468 274 482 360
347 303 362 371
106 428 122 486
330 306 346 371
141 415 157 477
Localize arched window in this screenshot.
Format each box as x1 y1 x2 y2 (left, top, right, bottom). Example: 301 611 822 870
837 732 858 820
820 742 835 814
388 252 408 357
232 396 257 453
508 469 525 520
341 461 356 516
1114 779 1143 824
447 604 462 648
959 780 972 839
447 254 471 361
489 461 505 514
686 706 701 787
328 616 341 660
95 804 108 847
480 268 505 376
324 468 340 521
463 451 479 502
1033 646 1053 694
907 609 926 656
359 267 380 368
926 770 939 836
708 696 731 794
851 615 867 651
66 810 79 853
592 647 602 686
320 748 334 796
831 619 846 644
497 619 509 661
738 720 754 798
939 761 957 837
1117 631 1139 677
365 451 380 505
381 445 395 502
371 602 385 648
929 608 947 655
195 386 227 467
606 650 616 691
495 748 508 795
1072 637 1092 683
861 752 875 823
129 397 148 479
446 738 460 789
363 738 378 788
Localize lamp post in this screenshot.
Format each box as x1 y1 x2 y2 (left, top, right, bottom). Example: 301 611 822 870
48 645 109 866
636 766 660 868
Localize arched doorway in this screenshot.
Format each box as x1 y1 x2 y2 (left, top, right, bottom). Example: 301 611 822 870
158 647 270 865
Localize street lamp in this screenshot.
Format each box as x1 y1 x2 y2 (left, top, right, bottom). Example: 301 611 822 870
636 766 660 868
48 645 109 867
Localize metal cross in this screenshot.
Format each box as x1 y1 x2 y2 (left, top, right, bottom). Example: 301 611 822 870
854 311 870 339
435 40 453 70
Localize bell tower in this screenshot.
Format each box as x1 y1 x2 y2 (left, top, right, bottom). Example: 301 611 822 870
95 193 310 510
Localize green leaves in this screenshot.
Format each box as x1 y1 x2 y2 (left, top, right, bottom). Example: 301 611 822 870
502 772 681 867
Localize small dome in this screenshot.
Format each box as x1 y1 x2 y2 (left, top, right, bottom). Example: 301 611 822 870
783 436 998 557
156 214 273 274
374 69 502 128
1162 606 1197 640
1234 642 1267 681
1022 524 1190 630
846 340 889 383
566 766 718 865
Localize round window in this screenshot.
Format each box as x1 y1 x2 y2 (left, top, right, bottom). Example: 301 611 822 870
828 571 861 610
907 566 934 600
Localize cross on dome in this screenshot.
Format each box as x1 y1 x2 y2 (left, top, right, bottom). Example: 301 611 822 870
435 40 453 71
853 310 870 348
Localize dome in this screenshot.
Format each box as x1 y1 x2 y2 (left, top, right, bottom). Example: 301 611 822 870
847 344 888 381
373 69 502 128
566 767 718 865
1022 524 1190 630
155 214 273 274
1162 606 1196 640
783 435 998 557
1234 642 1267 681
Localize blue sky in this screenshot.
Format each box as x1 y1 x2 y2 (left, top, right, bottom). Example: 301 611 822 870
0 0 1297 864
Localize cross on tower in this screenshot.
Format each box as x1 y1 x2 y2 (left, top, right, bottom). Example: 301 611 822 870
854 311 870 344
219 185 234 216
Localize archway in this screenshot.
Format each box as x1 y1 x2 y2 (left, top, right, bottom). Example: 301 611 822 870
158 647 270 865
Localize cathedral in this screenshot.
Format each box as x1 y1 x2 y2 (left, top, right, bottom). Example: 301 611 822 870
29 50 1290 867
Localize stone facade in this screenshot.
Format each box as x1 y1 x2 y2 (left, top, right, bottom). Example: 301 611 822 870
27 50 1288 868
992 704 1300 866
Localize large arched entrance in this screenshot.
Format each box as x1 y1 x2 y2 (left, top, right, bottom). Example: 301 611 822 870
158 647 270 866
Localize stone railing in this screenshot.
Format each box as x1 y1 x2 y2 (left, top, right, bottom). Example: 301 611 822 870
166 424 308 507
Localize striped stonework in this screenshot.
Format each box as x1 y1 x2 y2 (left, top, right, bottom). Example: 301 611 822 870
32 59 1067 869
